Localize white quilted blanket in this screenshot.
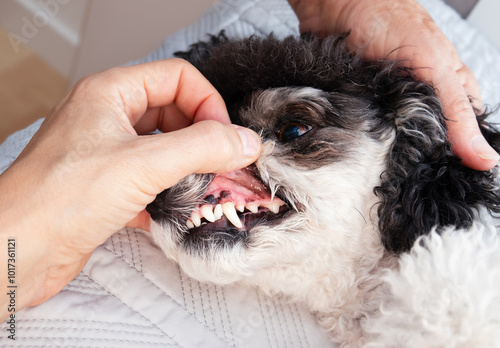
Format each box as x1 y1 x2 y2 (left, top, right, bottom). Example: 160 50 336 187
1 0 499 347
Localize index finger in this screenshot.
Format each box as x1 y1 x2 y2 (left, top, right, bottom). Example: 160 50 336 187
80 58 231 132
430 67 499 170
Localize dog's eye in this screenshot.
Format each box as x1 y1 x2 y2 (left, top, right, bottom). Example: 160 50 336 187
278 122 312 142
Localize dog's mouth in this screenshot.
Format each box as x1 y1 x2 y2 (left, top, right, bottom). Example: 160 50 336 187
185 166 289 238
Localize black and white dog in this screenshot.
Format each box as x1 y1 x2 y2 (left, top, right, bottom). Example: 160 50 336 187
147 33 500 347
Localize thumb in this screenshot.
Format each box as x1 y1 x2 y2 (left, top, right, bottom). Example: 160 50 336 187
129 120 262 195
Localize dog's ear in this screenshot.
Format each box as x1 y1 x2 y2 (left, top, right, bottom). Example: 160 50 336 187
174 31 229 69
373 71 500 253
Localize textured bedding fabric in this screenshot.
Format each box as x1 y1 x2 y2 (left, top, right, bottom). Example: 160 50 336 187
1 0 500 346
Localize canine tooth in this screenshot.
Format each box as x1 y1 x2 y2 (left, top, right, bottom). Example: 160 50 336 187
246 204 259 214
236 204 245 212
186 219 194 229
214 204 223 220
222 202 242 228
191 211 201 227
201 205 215 222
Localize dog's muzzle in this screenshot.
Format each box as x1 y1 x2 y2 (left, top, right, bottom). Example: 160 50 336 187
185 166 289 237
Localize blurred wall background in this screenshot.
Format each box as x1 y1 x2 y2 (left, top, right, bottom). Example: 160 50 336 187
1 0 216 84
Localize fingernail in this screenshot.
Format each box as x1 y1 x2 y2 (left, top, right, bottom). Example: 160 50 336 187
472 136 499 162
234 126 261 157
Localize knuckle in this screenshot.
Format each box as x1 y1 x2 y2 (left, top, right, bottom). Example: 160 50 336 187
448 96 474 116
73 67 122 93
72 73 99 96
169 57 191 66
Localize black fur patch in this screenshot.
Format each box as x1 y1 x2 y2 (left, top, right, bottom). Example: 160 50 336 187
147 174 212 228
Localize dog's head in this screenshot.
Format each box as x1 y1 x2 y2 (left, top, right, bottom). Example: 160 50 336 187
146 33 500 294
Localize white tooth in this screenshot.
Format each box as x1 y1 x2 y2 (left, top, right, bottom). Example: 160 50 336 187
236 204 245 212
191 211 201 227
214 204 223 220
186 219 194 229
201 205 215 222
246 204 259 214
267 201 281 214
222 202 242 228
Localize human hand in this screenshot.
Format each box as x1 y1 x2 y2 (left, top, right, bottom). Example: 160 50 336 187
288 0 499 170
0 59 262 320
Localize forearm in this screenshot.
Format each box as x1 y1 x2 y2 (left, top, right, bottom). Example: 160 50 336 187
0 224 42 322
0 164 53 321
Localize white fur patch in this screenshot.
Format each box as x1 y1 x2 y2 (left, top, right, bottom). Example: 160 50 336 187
363 225 500 348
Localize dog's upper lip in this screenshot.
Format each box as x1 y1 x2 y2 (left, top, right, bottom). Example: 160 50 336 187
205 167 272 203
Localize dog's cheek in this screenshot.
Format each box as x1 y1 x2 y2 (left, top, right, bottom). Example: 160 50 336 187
150 219 184 261
147 174 210 223
147 174 211 257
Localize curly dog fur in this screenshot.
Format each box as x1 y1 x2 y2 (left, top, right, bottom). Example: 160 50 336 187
147 33 500 347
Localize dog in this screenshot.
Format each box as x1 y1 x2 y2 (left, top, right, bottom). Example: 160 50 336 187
146 33 500 347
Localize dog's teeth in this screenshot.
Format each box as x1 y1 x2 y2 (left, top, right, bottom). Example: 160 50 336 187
222 202 242 228
186 219 195 229
267 200 281 214
214 204 223 220
201 204 215 222
246 204 259 214
191 211 201 227
236 204 245 212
